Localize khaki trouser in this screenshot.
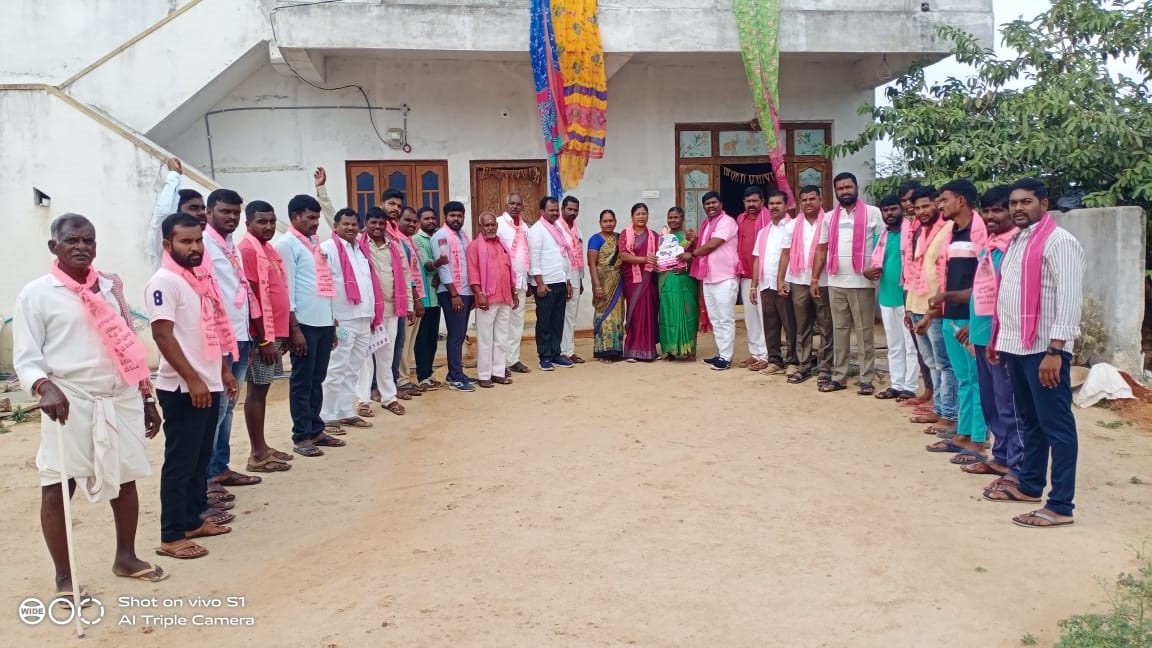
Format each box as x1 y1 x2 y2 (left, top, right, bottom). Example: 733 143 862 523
829 286 877 385
790 282 833 376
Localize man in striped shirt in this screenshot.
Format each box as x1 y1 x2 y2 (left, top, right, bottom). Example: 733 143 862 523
984 178 1085 529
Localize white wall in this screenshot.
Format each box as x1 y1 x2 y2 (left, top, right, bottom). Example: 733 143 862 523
0 90 213 371
162 54 873 329
0 0 192 84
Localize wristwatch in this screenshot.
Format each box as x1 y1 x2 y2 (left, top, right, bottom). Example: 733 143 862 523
1046 346 1064 356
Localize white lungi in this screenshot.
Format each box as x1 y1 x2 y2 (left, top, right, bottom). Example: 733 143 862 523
321 316 372 421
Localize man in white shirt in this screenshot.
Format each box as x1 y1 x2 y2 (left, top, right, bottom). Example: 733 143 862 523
778 185 832 385
528 196 576 371
559 195 586 364
432 201 476 391
496 193 533 374
321 208 379 427
748 190 797 374
822 172 885 395
147 213 240 559
202 189 262 491
15 214 168 589
145 157 205 271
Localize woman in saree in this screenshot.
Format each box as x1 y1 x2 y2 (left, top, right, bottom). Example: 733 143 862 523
617 202 660 361
658 206 699 360
587 209 624 361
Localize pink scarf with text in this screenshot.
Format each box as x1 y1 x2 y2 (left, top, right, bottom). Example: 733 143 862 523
562 219 584 272
972 225 1018 316
540 217 574 266
438 225 472 288
870 221 908 270
826 201 869 275
241 232 276 342
289 227 336 297
50 261 150 384
161 251 238 360
690 212 729 281
205 226 253 309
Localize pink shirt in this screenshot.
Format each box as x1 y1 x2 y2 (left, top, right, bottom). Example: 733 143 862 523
239 239 291 338
465 237 515 305
145 268 225 393
702 216 740 284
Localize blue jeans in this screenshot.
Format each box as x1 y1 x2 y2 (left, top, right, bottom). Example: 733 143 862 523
1004 351 1078 516
910 313 956 421
974 345 1025 479
209 340 251 478
437 293 473 382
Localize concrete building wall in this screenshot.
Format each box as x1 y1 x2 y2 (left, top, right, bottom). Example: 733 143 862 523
160 55 874 329
1053 207 1146 374
0 90 214 372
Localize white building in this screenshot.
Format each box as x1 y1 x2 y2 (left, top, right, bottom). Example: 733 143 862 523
0 0 993 367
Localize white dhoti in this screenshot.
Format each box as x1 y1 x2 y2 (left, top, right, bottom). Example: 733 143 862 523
321 316 372 421
561 277 581 357
38 380 151 503
504 293 527 366
476 303 512 380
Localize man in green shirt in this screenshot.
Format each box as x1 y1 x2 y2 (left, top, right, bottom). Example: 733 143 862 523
413 207 444 390
865 195 919 400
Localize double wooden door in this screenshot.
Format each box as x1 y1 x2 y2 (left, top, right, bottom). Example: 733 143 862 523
469 160 548 233
345 161 449 218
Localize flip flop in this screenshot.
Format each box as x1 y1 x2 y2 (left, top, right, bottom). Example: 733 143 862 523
787 372 811 384
874 388 901 400
1012 510 1075 529
982 488 1042 503
340 417 373 428
155 540 209 560
267 447 294 462
961 461 1008 476
856 383 875 396
293 444 324 458
383 401 406 416
114 564 169 583
54 588 92 608
247 455 292 472
950 449 989 465
313 434 347 447
186 522 232 539
213 470 262 487
819 380 846 393
926 440 963 453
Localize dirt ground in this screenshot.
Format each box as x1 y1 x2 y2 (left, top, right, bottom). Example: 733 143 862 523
2 328 1151 648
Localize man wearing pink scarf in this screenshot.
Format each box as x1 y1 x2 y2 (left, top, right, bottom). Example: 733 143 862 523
559 196 586 364
778 185 831 385
15 214 167 581
685 191 740 371
822 172 884 395
735 186 771 370
985 178 1084 529
467 212 520 387
496 193 533 375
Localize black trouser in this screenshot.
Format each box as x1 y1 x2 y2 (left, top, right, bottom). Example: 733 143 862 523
760 288 798 366
158 390 221 543
438 292 474 382
534 282 568 361
289 324 334 444
415 306 441 381
391 315 406 381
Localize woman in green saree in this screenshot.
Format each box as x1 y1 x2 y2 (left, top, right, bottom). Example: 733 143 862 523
587 209 624 361
658 206 699 360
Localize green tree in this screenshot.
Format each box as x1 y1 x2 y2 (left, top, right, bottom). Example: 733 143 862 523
829 0 1152 209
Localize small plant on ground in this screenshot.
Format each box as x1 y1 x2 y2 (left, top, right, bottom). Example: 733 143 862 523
1021 633 1038 646
1056 551 1152 647
0 421 9 434
10 406 31 424
1074 297 1107 367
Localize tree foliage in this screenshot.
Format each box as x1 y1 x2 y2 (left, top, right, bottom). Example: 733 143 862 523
829 0 1152 207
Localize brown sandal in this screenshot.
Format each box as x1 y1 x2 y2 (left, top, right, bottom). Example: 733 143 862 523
266 447 294 462
247 454 292 473
156 540 209 560
186 521 232 539
383 401 406 416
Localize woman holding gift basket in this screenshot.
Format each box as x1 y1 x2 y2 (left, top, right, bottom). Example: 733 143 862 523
657 206 699 361
617 203 660 361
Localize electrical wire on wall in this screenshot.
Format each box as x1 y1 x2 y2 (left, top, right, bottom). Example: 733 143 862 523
268 0 398 150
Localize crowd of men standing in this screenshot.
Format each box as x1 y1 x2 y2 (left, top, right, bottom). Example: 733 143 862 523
11 159 1086 595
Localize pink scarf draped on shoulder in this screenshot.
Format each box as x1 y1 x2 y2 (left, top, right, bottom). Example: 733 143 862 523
1015 214 1058 347
241 232 276 342
475 236 511 297
289 227 336 297
826 201 870 275
50 260 151 384
754 216 791 276
932 212 989 294
161 251 238 359
205 226 254 309
788 212 825 276
905 218 948 295
540 217 574 265
972 225 1019 316
621 227 658 282
690 212 729 281
438 225 472 290
562 219 584 272
869 220 908 270
393 226 425 300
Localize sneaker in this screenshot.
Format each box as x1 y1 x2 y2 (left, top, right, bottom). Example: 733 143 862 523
711 358 732 371
447 379 476 392
509 362 531 374
553 357 574 368
702 356 719 367
540 360 555 371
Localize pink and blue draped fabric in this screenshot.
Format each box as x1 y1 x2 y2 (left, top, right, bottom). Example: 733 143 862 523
530 0 566 197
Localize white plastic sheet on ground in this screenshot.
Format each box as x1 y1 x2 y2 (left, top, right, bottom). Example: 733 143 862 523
1073 363 1134 408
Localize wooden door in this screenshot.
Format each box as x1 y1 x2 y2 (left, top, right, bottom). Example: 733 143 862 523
469 160 548 233
343 161 449 216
